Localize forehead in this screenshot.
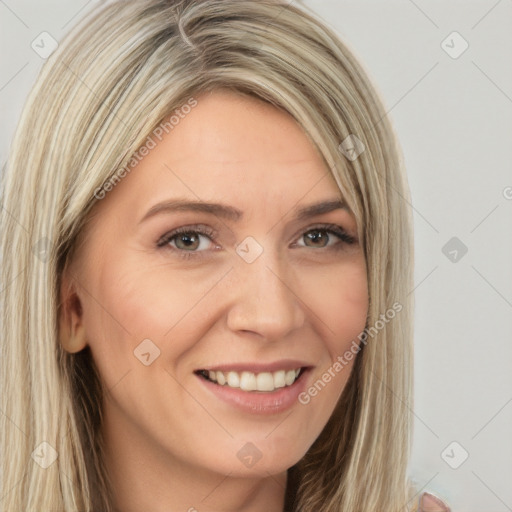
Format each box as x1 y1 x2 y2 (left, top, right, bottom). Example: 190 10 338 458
92 90 344 224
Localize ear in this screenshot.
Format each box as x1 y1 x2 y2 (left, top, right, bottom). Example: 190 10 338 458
58 265 88 354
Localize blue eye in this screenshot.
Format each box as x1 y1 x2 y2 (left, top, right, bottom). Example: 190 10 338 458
157 223 356 260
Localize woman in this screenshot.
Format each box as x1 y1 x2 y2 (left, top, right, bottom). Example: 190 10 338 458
0 0 450 510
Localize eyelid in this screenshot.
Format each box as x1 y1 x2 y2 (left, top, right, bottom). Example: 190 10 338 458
156 222 356 259
157 224 218 248
293 223 357 246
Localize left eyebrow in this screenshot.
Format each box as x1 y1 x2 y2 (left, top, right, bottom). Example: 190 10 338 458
138 198 347 225
295 199 348 220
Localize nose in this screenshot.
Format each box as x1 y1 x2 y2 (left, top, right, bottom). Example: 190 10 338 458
225 247 306 341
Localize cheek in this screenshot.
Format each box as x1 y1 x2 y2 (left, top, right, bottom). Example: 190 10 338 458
293 261 366 438
81 245 367 386
305 258 368 348
296 257 367 415
80 258 224 375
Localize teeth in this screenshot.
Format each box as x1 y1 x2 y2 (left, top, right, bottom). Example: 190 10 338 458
227 371 240 388
256 372 274 391
240 371 257 391
216 371 226 385
204 368 302 392
284 370 296 386
274 370 286 389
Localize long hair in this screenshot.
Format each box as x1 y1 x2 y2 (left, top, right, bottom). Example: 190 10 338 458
0 1 416 510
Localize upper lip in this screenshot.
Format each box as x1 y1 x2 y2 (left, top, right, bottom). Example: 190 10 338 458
196 359 312 373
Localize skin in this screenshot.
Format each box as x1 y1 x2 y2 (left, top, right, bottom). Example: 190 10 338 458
59 90 369 512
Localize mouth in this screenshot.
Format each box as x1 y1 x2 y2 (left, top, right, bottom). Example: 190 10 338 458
195 367 306 392
194 362 312 414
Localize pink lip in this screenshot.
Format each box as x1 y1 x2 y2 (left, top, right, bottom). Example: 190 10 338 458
196 359 310 373
196 367 311 415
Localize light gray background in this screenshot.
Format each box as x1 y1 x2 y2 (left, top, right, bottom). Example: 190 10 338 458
1 1 511 510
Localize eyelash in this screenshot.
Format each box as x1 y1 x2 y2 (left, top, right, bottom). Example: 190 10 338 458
156 223 357 260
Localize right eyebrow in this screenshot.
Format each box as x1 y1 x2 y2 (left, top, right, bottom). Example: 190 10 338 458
138 197 348 225
139 199 243 224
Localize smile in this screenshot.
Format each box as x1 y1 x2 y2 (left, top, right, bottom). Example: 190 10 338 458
194 361 312 414
197 368 303 392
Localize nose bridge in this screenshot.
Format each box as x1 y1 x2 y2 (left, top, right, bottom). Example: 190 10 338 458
226 240 305 338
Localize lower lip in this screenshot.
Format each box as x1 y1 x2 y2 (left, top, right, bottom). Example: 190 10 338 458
196 370 309 415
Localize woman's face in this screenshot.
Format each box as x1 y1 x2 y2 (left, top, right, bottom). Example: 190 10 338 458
63 90 368 479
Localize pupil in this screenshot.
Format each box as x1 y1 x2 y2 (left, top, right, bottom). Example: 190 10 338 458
179 233 198 249
307 230 326 247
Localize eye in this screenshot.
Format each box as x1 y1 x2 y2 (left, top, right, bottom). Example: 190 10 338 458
157 223 357 260
157 225 217 259
295 224 357 249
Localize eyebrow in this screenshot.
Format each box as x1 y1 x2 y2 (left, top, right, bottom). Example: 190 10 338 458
139 198 347 224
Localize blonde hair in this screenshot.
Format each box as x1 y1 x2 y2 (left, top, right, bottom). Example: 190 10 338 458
0 1 417 510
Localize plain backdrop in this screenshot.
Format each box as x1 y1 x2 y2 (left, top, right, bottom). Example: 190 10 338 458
1 1 511 510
